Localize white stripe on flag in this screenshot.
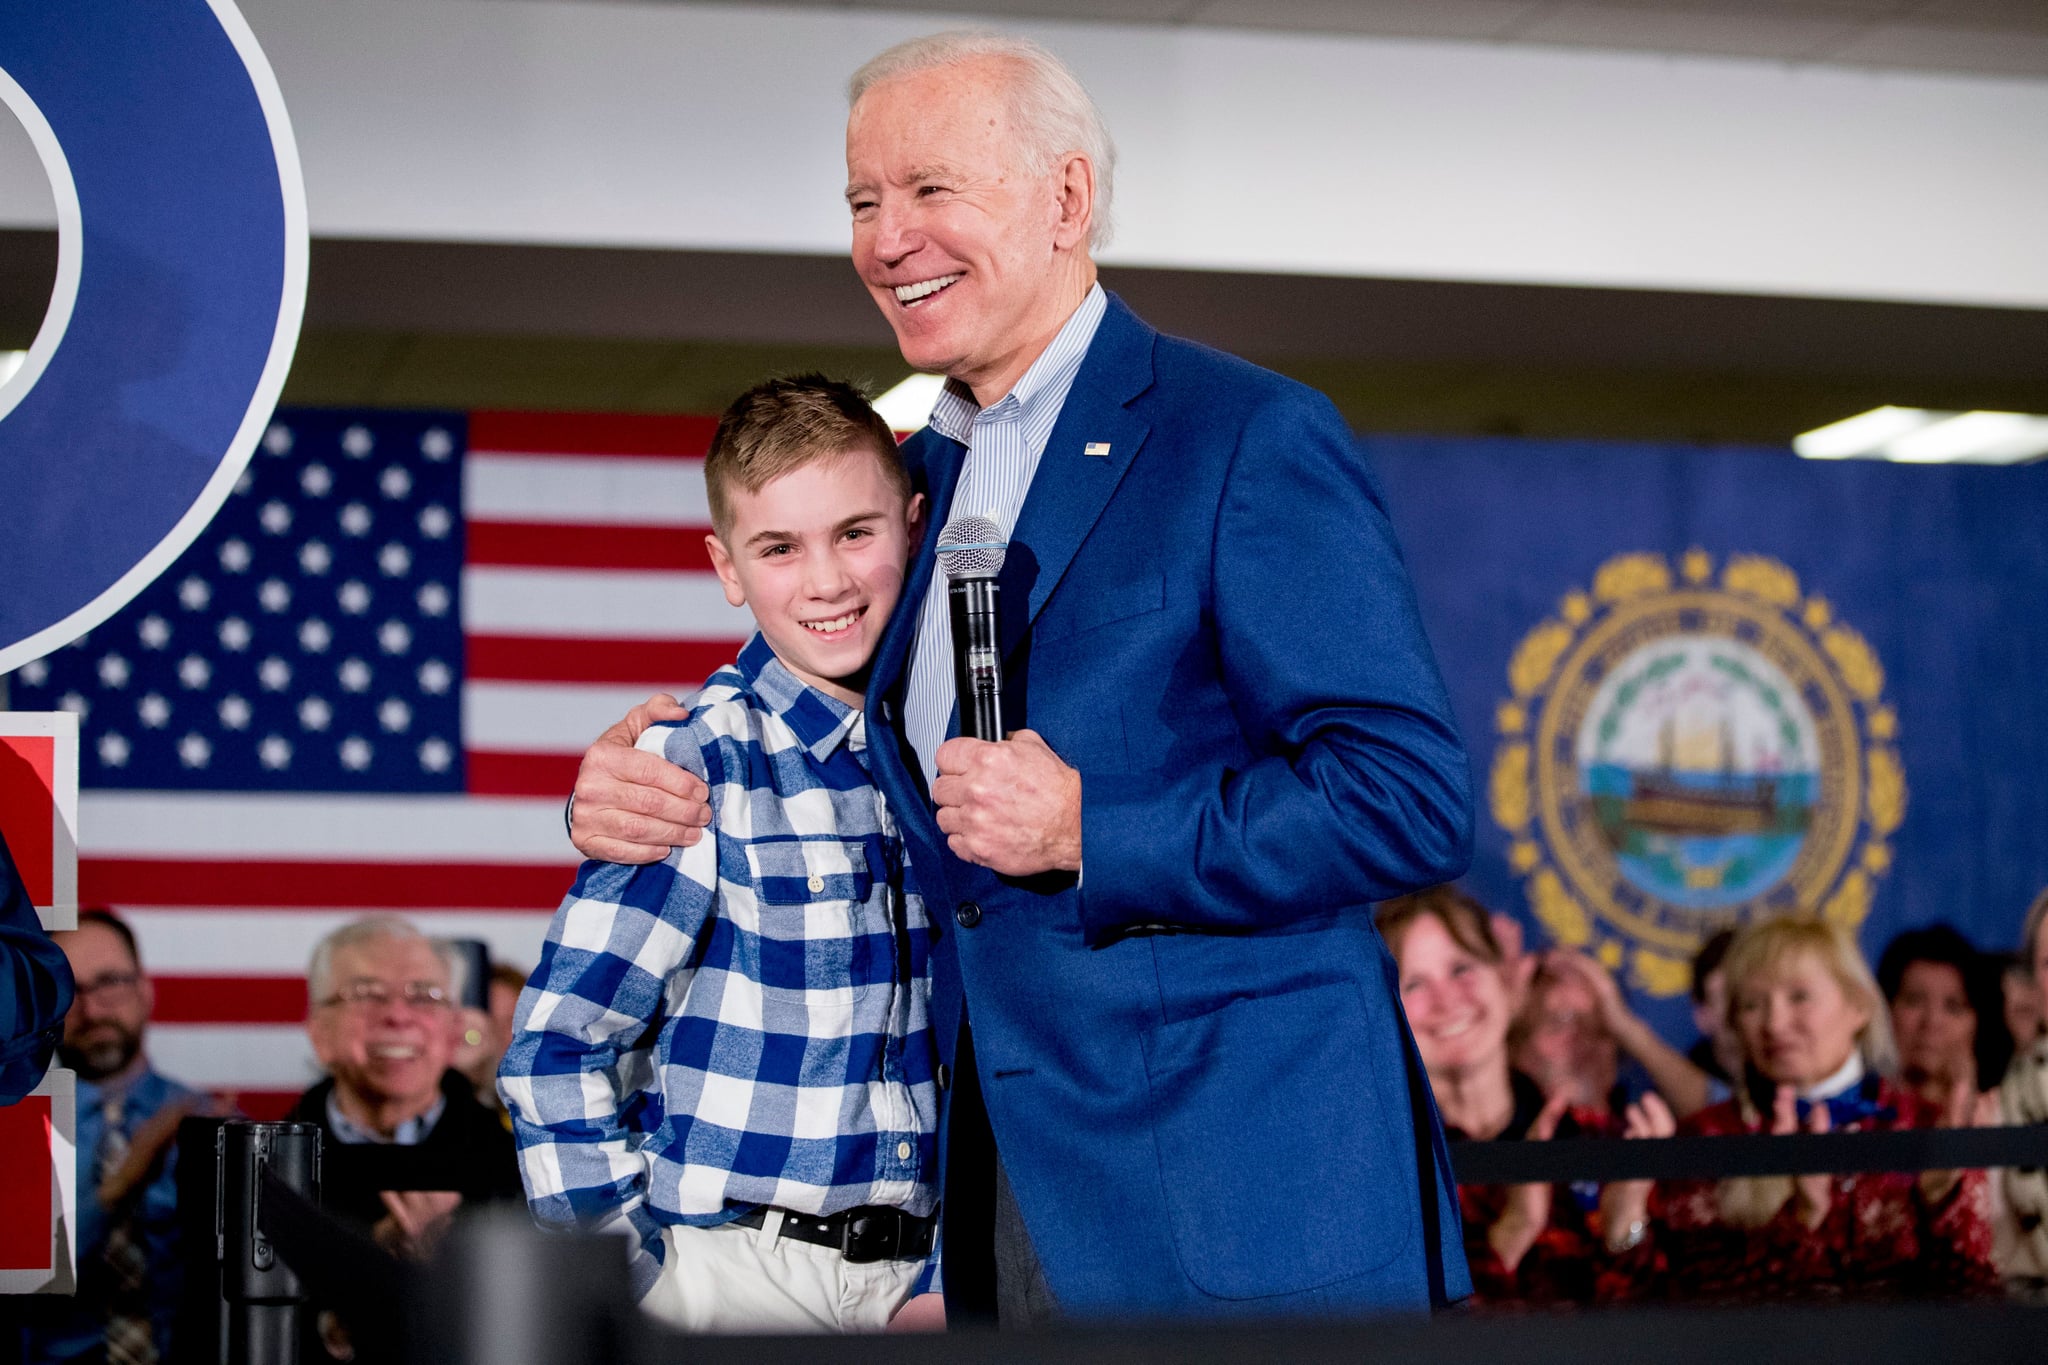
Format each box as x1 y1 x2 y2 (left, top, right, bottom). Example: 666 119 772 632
125 908 556 976
463 682 704 754
150 1025 322 1092
462 566 748 638
464 454 710 526
80 793 571 863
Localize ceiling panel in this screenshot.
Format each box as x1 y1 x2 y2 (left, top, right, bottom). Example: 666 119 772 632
505 0 2048 79
1509 3 1865 58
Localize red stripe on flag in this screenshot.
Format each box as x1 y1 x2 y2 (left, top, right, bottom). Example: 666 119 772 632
468 411 718 458
0 736 56 906
154 975 309 1025
80 859 574 910
465 521 716 572
465 750 583 798
464 635 739 686
220 1090 302 1122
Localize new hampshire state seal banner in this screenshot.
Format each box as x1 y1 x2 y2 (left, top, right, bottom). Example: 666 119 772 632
1367 435 2048 1030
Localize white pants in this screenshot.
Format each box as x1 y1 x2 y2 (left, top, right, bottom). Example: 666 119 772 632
639 1211 924 1334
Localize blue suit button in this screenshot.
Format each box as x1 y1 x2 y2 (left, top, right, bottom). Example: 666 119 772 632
954 901 982 928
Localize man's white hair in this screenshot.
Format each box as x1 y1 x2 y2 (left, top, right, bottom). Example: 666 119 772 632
849 31 1116 252
306 914 453 1009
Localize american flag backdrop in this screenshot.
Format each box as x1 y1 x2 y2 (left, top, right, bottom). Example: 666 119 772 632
5 409 750 1116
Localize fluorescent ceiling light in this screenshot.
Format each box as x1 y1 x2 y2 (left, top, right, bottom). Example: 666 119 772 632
1793 406 1932 460
873 372 946 433
1884 411 2048 465
0 351 25 386
1795 405 2048 465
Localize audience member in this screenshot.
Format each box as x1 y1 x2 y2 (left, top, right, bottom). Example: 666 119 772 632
1379 887 1621 1306
1601 916 1998 1303
455 961 528 1112
1877 924 2012 1109
1687 928 1743 1098
1994 888 2048 1300
288 916 522 1257
1513 948 1714 1118
2000 954 2041 1051
5 909 196 1364
0 825 72 1102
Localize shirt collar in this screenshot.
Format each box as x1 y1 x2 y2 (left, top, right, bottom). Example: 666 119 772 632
1800 1050 1866 1102
327 1087 446 1146
736 633 865 763
927 282 1108 444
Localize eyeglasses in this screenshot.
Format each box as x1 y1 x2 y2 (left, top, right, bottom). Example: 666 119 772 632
317 979 452 1011
75 971 142 1003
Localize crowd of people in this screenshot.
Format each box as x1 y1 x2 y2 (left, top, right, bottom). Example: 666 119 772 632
1381 884 2048 1310
4 880 2044 1357
0 906 526 1363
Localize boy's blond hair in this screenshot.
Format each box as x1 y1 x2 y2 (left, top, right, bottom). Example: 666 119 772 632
705 373 909 539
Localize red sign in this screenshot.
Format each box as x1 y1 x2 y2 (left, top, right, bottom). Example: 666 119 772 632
0 734 56 906
0 1096 54 1271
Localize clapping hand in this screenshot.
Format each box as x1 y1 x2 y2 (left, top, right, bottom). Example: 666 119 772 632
1599 1092 1675 1250
1489 1092 1572 1274
1772 1085 1834 1229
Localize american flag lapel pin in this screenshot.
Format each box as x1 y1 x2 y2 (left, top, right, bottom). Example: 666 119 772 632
1083 441 1111 457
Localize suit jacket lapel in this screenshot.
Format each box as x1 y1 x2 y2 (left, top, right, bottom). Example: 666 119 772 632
1000 294 1156 649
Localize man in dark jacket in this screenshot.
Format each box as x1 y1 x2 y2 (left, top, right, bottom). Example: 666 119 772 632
288 916 520 1250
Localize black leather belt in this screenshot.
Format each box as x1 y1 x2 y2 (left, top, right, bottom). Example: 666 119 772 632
728 1205 936 1264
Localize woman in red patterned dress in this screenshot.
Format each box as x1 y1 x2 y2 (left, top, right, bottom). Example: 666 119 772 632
1600 917 1998 1303
1378 888 1625 1307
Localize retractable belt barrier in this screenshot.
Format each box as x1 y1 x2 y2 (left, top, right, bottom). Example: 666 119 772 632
1453 1121 2048 1185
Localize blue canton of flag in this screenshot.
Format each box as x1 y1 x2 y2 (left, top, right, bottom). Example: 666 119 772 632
11 411 468 792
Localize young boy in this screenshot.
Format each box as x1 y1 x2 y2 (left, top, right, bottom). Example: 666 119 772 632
499 375 939 1332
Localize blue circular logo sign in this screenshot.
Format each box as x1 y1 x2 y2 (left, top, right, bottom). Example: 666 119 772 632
0 1 306 675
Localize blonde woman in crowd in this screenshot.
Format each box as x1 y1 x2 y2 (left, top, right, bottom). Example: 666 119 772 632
1600 917 1998 1302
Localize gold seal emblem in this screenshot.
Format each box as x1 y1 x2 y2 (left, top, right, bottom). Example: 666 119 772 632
1491 549 1905 997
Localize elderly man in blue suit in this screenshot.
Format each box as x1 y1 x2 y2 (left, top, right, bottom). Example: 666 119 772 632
568 31 1473 1325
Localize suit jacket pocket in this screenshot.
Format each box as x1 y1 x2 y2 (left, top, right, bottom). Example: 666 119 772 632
1139 981 1414 1299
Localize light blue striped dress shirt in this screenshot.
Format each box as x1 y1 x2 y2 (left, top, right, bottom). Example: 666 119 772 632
902 283 1108 784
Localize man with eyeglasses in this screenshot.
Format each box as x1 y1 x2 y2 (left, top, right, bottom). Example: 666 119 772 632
287 915 521 1258
5 907 196 1365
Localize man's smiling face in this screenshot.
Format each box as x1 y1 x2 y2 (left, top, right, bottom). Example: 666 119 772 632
846 57 1083 403
707 447 922 707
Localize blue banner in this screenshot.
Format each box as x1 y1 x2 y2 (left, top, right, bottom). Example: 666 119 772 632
1371 436 2048 1026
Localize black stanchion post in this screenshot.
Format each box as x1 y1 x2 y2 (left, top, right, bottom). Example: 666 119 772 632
217 1120 322 1365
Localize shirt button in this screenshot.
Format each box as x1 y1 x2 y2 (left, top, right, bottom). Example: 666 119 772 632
897 1140 913 1161
936 1064 950 1091
807 874 825 893
954 901 982 928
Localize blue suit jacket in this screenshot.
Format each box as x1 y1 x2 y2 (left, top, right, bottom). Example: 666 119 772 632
863 294 1475 1317
0 825 72 1104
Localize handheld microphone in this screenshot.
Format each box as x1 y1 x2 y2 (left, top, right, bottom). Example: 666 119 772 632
936 515 1008 741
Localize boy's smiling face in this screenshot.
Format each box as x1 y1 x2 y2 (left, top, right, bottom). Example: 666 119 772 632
706 446 922 707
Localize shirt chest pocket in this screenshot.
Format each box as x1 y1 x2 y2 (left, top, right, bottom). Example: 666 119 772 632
741 839 880 1003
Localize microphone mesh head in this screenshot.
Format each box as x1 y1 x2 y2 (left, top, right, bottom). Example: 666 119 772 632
937 515 1007 580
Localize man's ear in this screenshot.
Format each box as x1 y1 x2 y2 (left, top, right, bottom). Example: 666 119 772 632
705 532 748 609
905 490 927 541
1051 152 1095 252
308 1012 339 1071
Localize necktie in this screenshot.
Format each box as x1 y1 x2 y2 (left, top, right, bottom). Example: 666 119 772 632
97 1096 157 1365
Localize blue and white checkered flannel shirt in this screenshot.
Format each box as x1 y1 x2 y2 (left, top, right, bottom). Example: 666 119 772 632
499 634 940 1300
